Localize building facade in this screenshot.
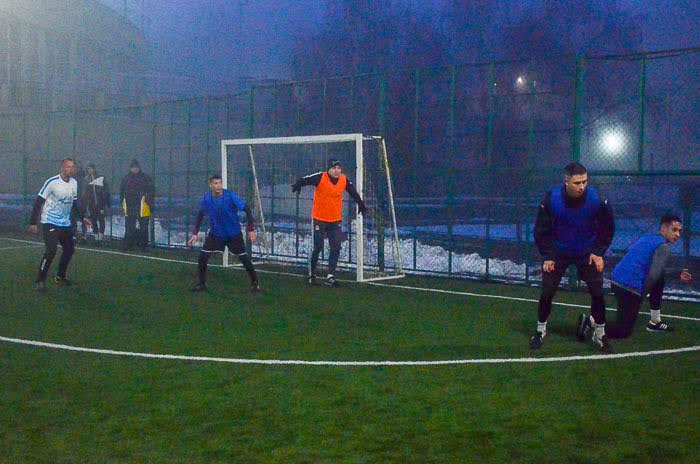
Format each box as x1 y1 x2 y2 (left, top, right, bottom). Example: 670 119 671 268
0 0 148 111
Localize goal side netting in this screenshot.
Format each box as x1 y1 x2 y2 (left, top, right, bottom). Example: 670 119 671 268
220 134 404 282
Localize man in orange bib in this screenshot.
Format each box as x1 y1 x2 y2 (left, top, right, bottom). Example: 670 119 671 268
292 158 367 286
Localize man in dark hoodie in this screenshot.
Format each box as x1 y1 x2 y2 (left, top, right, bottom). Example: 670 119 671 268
120 159 155 249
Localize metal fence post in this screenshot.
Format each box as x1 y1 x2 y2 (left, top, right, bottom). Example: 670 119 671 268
185 100 192 240
571 58 584 163
21 113 28 222
151 103 157 247
447 65 456 276
412 68 420 272
637 54 647 172
485 63 495 279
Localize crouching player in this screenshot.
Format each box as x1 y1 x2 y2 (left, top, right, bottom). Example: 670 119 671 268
577 214 692 340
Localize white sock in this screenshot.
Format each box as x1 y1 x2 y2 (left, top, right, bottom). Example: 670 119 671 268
650 310 661 323
537 321 547 336
594 323 606 338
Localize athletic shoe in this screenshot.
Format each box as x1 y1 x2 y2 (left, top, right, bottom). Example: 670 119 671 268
529 331 544 350
250 281 260 293
646 321 673 333
307 274 318 286
325 274 340 287
591 332 613 353
576 313 592 342
54 276 72 286
34 281 45 292
190 283 207 292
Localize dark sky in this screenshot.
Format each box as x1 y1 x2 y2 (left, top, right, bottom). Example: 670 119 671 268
141 0 699 94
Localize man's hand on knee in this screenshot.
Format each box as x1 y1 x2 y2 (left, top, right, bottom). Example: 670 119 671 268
589 254 604 272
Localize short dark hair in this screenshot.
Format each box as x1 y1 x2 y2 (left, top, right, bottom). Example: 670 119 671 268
209 173 222 182
61 157 73 165
660 213 682 226
564 162 587 177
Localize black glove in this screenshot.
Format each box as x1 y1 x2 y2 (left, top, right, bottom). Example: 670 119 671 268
291 183 301 194
358 204 367 215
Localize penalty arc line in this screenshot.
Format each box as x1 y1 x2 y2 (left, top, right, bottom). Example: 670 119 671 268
4 237 700 323
0 336 698 366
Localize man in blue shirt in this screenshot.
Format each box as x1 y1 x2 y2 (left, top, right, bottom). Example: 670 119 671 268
530 163 615 352
577 214 692 340
187 174 259 293
29 158 91 291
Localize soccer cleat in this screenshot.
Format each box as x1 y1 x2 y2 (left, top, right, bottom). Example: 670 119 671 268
54 276 72 286
576 313 592 342
646 321 673 333
529 331 544 350
591 332 613 353
34 281 45 292
190 283 207 292
324 274 340 287
250 281 260 293
307 274 318 286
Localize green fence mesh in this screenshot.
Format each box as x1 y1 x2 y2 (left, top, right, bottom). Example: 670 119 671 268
1 48 698 296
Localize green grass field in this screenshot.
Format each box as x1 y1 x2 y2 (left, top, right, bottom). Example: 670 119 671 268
1 236 698 463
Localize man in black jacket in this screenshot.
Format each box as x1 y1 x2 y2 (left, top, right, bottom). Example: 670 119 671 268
120 159 155 249
530 163 615 352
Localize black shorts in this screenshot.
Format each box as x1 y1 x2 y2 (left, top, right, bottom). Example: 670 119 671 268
312 219 344 250
43 223 74 249
202 233 246 255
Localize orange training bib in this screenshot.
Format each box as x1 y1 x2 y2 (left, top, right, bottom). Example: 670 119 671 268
312 172 346 222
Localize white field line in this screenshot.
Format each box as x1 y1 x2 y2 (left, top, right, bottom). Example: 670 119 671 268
4 237 700 323
1 336 698 366
0 244 43 251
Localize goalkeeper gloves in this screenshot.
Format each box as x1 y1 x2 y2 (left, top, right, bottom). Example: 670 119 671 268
291 183 301 194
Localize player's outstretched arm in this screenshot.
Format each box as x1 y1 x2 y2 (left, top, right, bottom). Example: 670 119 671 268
345 180 367 215
292 172 323 194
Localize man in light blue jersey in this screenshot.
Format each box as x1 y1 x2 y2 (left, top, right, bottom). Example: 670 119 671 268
187 174 259 293
577 214 692 340
29 158 91 291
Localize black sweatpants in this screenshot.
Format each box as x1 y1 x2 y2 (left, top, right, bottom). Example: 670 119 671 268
36 224 75 283
125 216 149 248
538 254 606 325
310 219 344 276
607 279 664 339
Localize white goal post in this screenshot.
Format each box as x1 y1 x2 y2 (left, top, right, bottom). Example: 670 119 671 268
220 133 404 282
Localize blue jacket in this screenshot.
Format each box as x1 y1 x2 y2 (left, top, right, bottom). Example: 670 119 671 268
611 234 666 292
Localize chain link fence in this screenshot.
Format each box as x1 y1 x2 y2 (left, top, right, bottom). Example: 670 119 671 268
1 48 698 296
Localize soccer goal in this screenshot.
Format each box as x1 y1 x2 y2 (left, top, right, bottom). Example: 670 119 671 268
220 133 405 282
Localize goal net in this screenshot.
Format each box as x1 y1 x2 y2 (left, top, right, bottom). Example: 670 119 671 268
220 134 404 282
